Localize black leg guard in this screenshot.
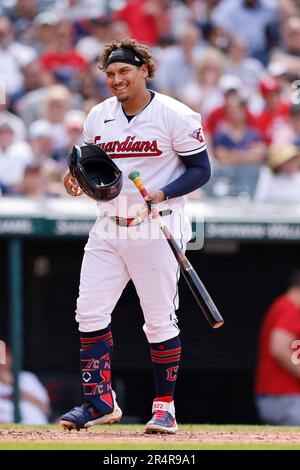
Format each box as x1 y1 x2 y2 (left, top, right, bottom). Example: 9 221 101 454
80 339 113 415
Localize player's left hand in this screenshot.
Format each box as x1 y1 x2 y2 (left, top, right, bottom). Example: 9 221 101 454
64 171 84 197
129 190 165 226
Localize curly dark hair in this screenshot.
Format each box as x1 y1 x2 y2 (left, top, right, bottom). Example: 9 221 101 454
99 38 157 80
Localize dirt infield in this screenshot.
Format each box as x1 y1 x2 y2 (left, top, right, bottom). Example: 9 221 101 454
1 425 300 446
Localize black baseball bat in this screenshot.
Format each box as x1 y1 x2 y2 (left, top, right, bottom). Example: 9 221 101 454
129 171 224 329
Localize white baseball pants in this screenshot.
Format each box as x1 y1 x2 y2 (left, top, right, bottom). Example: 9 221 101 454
75 211 192 343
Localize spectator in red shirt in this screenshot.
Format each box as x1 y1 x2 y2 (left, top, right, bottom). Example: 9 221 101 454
204 74 256 140
114 0 171 46
210 97 265 198
39 18 88 81
255 271 300 425
254 76 291 144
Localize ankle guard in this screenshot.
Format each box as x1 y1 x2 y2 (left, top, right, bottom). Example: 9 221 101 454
80 340 113 415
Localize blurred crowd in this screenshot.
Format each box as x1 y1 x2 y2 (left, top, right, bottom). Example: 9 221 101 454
1 0 300 202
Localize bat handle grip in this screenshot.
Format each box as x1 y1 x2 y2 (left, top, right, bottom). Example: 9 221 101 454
128 171 159 217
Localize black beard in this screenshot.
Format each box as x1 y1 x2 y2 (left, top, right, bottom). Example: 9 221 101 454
244 0 258 8
117 95 129 103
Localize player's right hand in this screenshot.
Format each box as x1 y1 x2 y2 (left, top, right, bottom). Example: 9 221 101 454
64 171 84 197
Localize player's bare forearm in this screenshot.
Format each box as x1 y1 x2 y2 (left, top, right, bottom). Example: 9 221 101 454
273 351 300 380
271 329 300 380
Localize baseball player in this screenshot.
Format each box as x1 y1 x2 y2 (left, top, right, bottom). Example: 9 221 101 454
61 38 211 434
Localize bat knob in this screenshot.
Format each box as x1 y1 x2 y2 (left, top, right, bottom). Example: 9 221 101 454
213 320 224 329
128 170 140 181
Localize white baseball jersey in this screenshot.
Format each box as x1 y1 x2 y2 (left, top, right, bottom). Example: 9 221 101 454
83 91 206 217
77 91 204 342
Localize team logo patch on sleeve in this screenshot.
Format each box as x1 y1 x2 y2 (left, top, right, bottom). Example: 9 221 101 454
189 128 205 143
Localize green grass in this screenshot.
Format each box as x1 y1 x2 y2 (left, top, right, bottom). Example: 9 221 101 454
1 424 300 450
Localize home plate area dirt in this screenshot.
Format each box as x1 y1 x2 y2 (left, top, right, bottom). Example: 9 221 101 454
1 427 300 445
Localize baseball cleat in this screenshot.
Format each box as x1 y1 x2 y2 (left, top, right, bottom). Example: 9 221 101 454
60 390 122 431
145 400 178 434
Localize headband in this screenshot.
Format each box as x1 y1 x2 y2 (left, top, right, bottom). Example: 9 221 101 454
107 47 144 67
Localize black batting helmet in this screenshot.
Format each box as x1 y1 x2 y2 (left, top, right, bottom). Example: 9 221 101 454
68 144 123 201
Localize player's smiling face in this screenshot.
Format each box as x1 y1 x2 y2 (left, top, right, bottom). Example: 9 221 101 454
106 62 148 103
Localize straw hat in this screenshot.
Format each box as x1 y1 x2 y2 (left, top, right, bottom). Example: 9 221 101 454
268 144 299 172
